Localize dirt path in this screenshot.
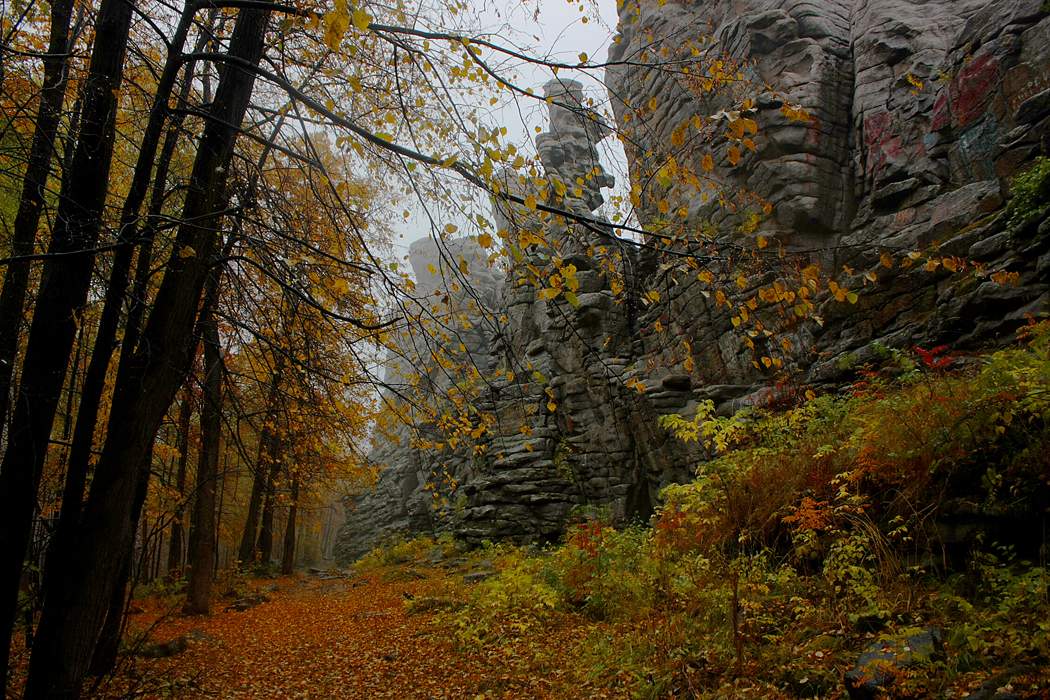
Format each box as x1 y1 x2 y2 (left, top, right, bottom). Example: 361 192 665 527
93 570 603 699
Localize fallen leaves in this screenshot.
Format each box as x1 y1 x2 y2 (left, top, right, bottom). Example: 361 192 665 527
77 569 604 699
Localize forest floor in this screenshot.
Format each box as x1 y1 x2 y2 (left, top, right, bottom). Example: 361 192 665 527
9 546 1050 700
67 563 612 699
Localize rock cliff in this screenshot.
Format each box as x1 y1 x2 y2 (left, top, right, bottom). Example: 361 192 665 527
333 0 1050 563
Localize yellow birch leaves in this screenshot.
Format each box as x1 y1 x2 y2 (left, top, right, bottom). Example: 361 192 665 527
323 1 372 50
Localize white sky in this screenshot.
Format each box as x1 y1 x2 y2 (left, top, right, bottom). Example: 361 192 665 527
390 0 628 258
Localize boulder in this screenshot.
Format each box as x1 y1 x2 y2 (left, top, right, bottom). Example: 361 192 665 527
844 628 943 699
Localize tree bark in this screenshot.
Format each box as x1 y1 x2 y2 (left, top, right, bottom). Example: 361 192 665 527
280 474 299 575
85 551 130 679
54 0 196 569
38 34 201 632
87 439 156 679
166 396 192 578
184 282 222 615
256 452 281 565
0 0 135 691
237 362 284 566
237 460 267 566
0 0 74 439
25 5 274 695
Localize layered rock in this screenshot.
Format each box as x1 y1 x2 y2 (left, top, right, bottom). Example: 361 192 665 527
606 0 1050 388
334 0 1050 562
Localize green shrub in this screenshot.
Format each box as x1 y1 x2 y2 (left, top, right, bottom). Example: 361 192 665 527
443 548 559 649
1006 156 1050 228
545 522 657 620
356 533 458 570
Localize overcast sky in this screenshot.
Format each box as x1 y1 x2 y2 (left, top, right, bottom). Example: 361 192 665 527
390 0 628 257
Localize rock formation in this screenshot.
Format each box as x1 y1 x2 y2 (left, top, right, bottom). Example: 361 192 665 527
334 0 1050 563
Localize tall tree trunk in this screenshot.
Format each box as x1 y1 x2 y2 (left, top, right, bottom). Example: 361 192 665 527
25 6 274 695
88 439 156 679
0 0 74 439
37 35 199 625
184 285 221 615
280 475 299 575
52 0 195 579
216 454 228 573
0 0 135 691
257 457 279 566
85 549 130 679
255 439 284 566
237 463 267 566
237 363 284 566
166 396 192 578
120 12 214 369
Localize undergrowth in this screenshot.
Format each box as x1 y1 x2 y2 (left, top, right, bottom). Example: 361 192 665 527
1007 156 1050 228
368 322 1050 698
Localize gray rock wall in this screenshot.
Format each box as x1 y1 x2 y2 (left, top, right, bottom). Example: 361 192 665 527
334 0 1050 563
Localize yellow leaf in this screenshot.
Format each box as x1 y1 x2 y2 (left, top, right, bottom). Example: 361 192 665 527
444 223 458 234
578 52 588 63
524 194 537 210
645 289 661 303
537 287 560 301
478 232 493 248
701 154 714 172
727 146 741 166
756 235 768 249
880 252 894 268
351 7 371 30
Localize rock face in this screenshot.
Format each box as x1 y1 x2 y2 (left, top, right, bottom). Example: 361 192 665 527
334 0 1050 562
603 0 1049 387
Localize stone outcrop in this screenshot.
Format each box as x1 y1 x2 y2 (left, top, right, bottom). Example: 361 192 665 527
334 0 1050 562
605 0 1050 387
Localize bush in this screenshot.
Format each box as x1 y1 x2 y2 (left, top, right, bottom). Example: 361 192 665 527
659 322 1050 568
545 521 658 620
356 533 458 570
444 548 559 649
1006 156 1050 228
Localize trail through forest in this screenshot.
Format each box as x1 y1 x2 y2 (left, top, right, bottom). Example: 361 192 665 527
17 566 610 699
